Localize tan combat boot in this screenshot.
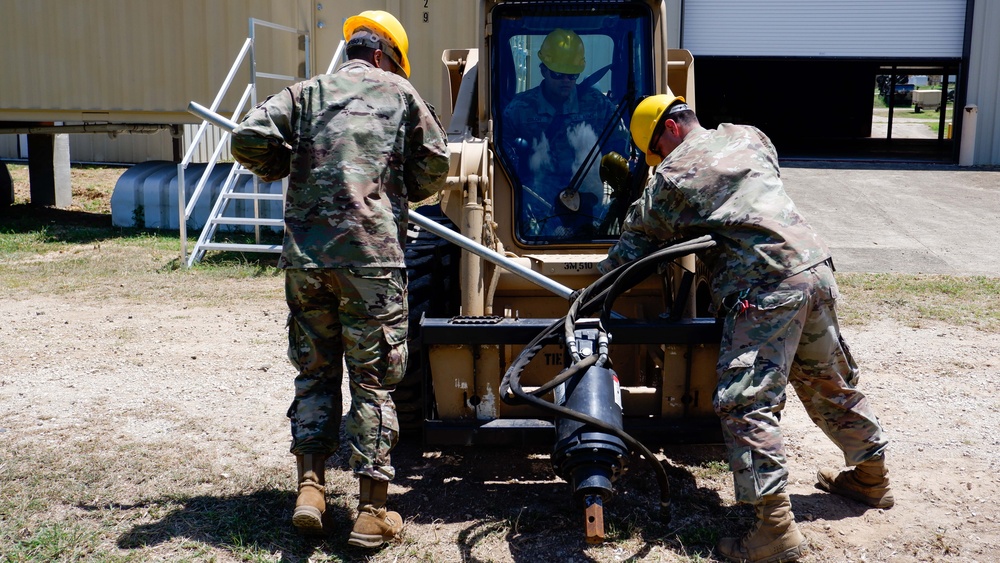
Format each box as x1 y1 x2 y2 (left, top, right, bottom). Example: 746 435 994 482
292 454 327 534
348 476 402 548
717 493 806 563
816 454 894 508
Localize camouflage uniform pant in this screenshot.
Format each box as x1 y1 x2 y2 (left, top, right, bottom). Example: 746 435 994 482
284 267 407 481
713 263 889 504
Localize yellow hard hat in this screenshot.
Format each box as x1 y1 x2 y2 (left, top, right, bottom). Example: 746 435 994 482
343 10 411 78
630 94 686 166
538 29 586 75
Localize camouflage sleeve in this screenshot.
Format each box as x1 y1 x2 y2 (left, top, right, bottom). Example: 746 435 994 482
402 98 450 203
602 173 682 270
230 87 298 182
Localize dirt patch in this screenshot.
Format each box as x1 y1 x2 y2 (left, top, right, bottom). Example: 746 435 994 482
5 163 123 213
2 269 999 562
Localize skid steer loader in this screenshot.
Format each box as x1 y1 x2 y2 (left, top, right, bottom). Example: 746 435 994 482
400 0 723 542
190 0 722 543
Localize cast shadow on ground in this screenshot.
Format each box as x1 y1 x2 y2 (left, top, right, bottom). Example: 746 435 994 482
387 440 741 562
0 204 116 244
104 489 381 562
790 490 883 524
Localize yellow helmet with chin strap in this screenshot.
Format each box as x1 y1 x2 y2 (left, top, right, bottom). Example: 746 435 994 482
343 10 411 78
630 94 686 166
538 28 586 75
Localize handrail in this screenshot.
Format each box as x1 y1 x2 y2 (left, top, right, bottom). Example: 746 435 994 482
326 40 347 75
180 38 252 166
179 18 308 266
183 87 253 221
248 17 299 34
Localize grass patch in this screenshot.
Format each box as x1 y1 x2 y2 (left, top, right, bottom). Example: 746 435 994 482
0 438 353 563
0 189 282 302
836 272 1000 331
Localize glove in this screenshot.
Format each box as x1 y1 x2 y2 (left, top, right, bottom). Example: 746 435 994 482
230 134 291 182
599 152 631 198
597 257 618 275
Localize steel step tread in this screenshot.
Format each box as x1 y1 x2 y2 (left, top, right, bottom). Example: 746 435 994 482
197 242 282 253
222 192 284 200
209 217 284 226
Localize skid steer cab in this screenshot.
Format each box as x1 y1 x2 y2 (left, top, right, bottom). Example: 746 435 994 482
399 0 720 543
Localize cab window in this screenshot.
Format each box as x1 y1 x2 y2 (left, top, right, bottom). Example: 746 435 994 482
492 3 655 245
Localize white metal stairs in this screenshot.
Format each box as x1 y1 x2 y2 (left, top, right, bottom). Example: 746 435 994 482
178 18 309 267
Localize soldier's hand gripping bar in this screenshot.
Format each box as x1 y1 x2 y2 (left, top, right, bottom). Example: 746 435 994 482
187 101 293 151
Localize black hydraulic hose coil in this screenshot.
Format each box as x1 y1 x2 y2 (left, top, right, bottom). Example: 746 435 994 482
498 235 717 514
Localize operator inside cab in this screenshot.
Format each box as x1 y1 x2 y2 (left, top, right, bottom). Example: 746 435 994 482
500 28 633 243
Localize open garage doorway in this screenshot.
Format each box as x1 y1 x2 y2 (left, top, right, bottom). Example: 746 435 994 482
873 65 957 143
692 57 961 163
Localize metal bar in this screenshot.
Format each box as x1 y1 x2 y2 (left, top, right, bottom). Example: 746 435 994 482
188 101 239 132
250 17 300 35
178 163 187 265
199 242 281 253
181 38 253 166
584 498 605 545
409 211 575 300
420 317 721 345
211 217 283 227
255 71 299 82
223 192 284 201
188 99 291 150
185 131 232 220
186 83 255 216
303 34 311 79
0 124 167 135
326 40 347 75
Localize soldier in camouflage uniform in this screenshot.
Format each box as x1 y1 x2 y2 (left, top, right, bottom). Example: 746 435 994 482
501 28 630 239
230 10 449 548
598 95 894 563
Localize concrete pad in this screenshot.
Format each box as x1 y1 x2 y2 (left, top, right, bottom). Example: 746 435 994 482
781 161 1000 276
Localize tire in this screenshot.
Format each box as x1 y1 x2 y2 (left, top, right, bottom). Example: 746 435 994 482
396 206 461 436
693 256 715 318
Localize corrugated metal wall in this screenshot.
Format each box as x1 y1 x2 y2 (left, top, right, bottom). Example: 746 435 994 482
966 0 1000 165
0 0 478 123
0 0 310 123
307 0 480 113
69 131 174 164
0 136 21 159
0 0 479 164
0 132 175 164
683 0 967 58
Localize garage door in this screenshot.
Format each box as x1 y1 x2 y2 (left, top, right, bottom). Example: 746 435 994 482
682 0 968 58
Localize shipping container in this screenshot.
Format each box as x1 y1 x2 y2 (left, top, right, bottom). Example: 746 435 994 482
0 0 479 162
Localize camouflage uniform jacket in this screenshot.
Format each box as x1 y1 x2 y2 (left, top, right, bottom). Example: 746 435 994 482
502 84 629 187
231 59 450 269
606 123 831 306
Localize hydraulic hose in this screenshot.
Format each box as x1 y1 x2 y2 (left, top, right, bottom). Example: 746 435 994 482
499 235 717 515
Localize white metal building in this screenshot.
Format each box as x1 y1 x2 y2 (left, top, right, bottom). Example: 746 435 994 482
670 0 999 164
